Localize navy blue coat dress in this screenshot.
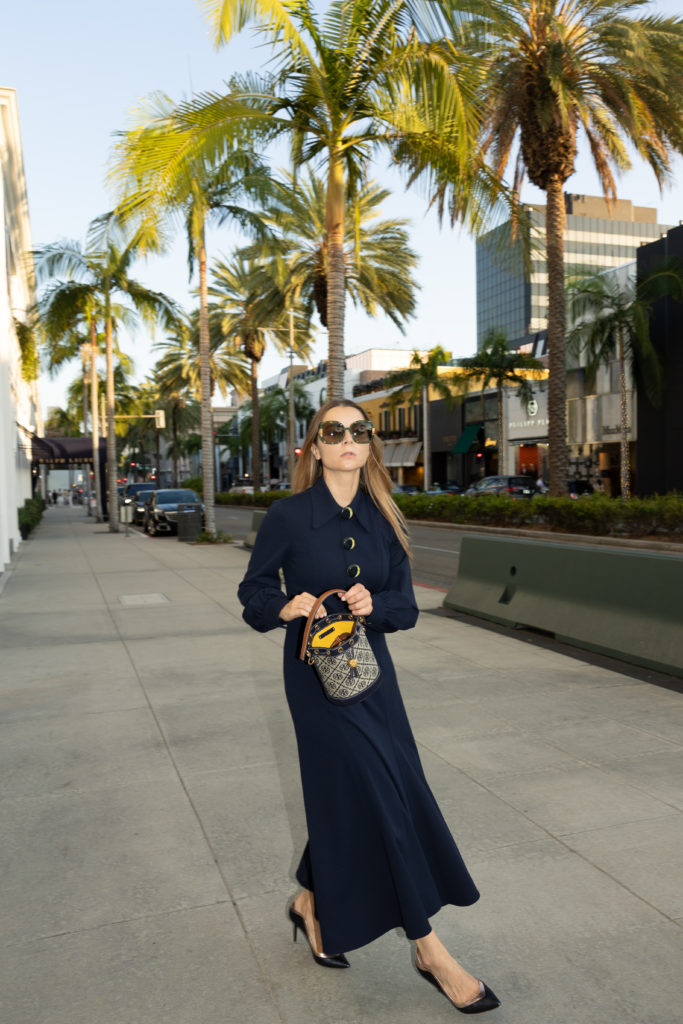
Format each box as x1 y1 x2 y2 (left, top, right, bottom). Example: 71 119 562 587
238 476 479 953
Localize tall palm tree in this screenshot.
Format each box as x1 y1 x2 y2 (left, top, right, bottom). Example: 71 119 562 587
34 222 177 530
384 346 459 491
237 383 315 480
210 256 313 490
567 262 683 499
244 170 420 332
429 0 683 494
191 0 494 397
155 309 250 486
111 93 272 535
457 329 545 476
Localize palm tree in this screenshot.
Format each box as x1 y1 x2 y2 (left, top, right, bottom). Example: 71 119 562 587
431 0 683 494
567 262 683 499
189 0 493 397
457 329 545 476
238 383 315 481
34 221 177 530
384 346 459 491
244 170 420 332
210 256 313 490
111 93 272 535
155 309 250 486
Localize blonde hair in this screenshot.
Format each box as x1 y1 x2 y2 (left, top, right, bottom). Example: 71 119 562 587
293 398 411 558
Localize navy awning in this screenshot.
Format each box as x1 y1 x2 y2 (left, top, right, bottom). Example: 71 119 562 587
31 436 107 466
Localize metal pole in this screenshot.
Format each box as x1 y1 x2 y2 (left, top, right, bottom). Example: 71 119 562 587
288 310 295 486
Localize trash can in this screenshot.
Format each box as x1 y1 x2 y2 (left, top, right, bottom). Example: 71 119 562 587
177 503 203 542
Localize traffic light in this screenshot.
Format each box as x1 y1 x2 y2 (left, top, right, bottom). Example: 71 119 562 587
294 447 302 456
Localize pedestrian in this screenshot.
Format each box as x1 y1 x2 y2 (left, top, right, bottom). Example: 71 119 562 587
238 399 500 1015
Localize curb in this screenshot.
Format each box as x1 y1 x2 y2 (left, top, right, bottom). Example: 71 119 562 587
407 518 683 555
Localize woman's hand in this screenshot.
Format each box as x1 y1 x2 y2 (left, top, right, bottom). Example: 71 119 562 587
279 592 327 623
339 584 373 617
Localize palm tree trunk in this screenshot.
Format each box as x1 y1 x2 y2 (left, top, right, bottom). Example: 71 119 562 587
105 302 118 532
545 176 569 496
422 385 431 491
90 322 103 522
82 359 91 516
618 328 631 500
326 148 346 400
497 386 504 475
250 358 261 491
198 224 216 535
172 404 179 488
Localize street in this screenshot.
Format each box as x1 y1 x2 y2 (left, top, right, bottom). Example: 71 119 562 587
126 507 462 587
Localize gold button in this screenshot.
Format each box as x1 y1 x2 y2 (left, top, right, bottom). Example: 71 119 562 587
347 564 360 579
342 537 355 550
341 506 353 519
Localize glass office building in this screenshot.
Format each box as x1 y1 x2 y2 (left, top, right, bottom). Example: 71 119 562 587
476 195 670 349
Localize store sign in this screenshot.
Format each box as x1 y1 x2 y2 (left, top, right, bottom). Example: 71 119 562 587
507 388 549 440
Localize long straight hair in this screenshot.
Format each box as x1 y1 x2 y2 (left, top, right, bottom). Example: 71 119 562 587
293 398 411 558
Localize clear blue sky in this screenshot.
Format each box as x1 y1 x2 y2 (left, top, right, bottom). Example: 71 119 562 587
2 0 681 416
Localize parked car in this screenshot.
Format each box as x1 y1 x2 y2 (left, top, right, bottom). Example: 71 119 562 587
464 475 536 499
269 481 291 491
121 481 157 507
392 484 420 494
133 488 156 526
143 489 205 536
229 482 255 495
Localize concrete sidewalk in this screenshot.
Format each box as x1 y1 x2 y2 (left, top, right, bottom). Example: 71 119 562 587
1 506 681 1024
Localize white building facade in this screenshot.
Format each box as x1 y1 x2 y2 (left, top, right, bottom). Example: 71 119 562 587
0 87 42 568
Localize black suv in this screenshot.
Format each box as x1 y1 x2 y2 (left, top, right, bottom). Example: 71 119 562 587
464 475 536 499
143 489 205 536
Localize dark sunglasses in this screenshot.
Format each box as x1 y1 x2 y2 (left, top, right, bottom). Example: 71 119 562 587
318 419 375 445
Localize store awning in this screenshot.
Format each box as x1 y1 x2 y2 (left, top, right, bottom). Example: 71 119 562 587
452 423 483 454
383 441 423 468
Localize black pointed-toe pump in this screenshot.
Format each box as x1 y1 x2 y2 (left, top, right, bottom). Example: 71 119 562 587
288 905 350 969
415 953 500 1014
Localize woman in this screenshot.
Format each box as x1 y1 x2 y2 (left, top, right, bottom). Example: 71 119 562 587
238 399 500 1015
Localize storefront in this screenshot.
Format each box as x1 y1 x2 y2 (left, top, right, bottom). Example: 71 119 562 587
506 384 549 481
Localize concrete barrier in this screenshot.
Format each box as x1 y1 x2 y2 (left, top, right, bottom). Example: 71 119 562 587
443 534 683 678
244 509 267 550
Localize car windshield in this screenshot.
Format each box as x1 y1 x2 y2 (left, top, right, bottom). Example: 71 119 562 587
156 490 198 503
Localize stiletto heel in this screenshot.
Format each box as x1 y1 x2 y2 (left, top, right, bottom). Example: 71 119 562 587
288 904 350 968
415 952 500 1014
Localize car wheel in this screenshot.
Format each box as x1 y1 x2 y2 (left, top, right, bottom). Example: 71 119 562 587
149 518 156 536
143 518 149 534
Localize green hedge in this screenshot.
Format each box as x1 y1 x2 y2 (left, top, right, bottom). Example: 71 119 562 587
208 489 683 539
18 495 46 537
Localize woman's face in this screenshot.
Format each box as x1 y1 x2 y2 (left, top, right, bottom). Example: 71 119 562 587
311 406 373 475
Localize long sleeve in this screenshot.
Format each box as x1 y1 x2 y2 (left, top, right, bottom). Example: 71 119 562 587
366 531 419 633
237 503 290 632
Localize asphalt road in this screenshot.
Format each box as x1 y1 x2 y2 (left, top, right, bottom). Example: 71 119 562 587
214 506 460 589
129 506 461 589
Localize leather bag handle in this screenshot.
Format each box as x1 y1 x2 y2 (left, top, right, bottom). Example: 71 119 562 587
299 588 348 661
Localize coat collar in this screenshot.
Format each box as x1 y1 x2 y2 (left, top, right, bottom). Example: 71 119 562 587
309 475 373 532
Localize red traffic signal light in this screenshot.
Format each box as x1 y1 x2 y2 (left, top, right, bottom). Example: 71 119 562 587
294 447 302 456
